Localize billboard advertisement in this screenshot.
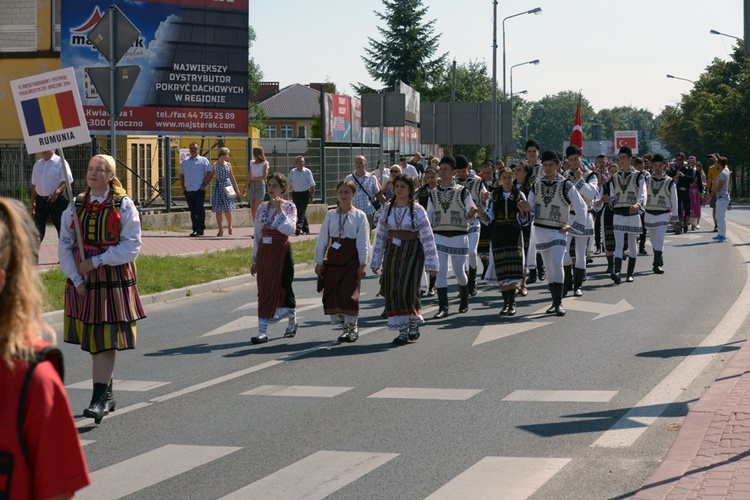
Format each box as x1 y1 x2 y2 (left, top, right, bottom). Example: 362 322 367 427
61 0 248 136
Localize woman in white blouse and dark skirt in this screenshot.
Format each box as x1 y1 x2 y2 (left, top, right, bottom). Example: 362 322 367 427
371 174 439 345
314 180 370 343
250 173 298 344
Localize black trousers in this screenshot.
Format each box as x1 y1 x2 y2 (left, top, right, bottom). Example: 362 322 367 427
677 188 691 223
185 189 206 234
594 209 602 249
292 190 310 233
33 194 68 242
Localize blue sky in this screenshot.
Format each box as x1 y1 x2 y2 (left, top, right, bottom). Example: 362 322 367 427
251 0 743 114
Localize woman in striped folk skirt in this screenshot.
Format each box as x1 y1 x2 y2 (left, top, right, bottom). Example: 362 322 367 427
59 154 146 424
595 162 620 274
513 161 533 296
250 173 298 344
481 167 529 316
371 174 439 345
314 180 370 343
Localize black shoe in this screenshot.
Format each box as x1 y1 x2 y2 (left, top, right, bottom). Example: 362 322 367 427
500 303 509 316
295 229 301 236
594 247 602 255
196 232 204 236
251 334 268 344
468 267 478 297
506 303 516 316
555 304 566 316
284 322 298 338
427 286 436 297
610 272 621 284
433 307 449 319
393 332 409 345
337 331 350 343
625 275 634 282
407 326 420 341
638 248 648 256
189 231 198 237
105 380 116 415
538 269 547 281
83 383 110 424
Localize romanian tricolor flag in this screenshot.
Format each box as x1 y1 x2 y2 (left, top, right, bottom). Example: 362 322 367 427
20 91 81 136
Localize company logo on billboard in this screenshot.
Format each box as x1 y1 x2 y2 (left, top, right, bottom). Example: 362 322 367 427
69 7 146 56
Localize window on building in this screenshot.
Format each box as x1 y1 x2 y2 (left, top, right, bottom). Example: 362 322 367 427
0 0 36 52
265 125 277 138
280 125 293 138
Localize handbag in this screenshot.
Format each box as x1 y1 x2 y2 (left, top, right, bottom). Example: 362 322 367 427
224 184 236 198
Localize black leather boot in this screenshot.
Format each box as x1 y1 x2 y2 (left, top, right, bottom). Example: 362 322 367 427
427 275 437 296
433 288 449 319
611 257 622 284
553 283 566 316
573 267 585 297
605 255 614 274
458 285 469 313
105 379 116 414
526 268 537 284
500 290 509 315
626 257 636 282
653 251 664 274
468 267 478 296
563 265 572 297
537 254 546 281
84 382 110 424
545 284 556 314
506 289 516 316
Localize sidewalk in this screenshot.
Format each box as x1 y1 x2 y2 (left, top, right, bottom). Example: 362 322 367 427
37 222 323 271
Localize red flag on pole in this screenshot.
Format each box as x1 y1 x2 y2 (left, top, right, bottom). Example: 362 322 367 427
570 96 583 153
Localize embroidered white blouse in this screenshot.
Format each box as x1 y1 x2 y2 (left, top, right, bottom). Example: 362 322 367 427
370 202 439 272
252 200 297 264
314 207 370 265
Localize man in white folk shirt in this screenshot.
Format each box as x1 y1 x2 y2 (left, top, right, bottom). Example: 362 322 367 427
288 156 315 235
30 149 73 246
428 155 478 319
562 145 598 297
527 150 587 316
643 154 679 273
602 146 647 284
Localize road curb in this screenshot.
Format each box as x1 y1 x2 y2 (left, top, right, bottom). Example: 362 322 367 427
42 262 316 324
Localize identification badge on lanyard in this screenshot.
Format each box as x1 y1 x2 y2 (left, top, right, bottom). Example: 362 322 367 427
392 237 402 247
331 241 342 250
263 236 272 244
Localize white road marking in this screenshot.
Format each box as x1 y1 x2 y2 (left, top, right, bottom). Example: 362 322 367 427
241 385 353 398
533 298 633 320
205 300 322 337
218 450 398 500
592 221 750 448
66 379 170 392
425 456 571 499
79 440 96 446
473 321 554 346
368 387 482 400
502 390 618 402
232 297 320 313
79 445 241 499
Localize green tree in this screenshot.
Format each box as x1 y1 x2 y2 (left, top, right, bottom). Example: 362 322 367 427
358 0 447 95
248 26 267 132
526 91 595 153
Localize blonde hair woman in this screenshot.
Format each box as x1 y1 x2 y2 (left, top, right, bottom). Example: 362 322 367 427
59 154 146 424
211 147 240 236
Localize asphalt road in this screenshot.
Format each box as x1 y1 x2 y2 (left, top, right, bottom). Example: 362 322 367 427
51 211 750 500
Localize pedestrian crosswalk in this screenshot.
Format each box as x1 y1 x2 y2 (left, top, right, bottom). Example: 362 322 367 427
77 445 572 500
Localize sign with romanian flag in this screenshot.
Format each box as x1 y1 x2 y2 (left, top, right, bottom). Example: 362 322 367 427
10 67 90 154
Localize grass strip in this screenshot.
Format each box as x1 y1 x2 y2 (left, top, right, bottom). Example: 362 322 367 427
40 239 317 312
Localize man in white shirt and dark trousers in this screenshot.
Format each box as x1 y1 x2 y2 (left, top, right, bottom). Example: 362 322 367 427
288 156 316 235
179 142 213 236
31 149 73 244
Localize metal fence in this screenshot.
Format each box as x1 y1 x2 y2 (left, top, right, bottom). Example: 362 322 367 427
1 136 447 210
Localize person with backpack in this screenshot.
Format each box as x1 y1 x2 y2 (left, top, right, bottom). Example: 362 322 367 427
0 197 91 499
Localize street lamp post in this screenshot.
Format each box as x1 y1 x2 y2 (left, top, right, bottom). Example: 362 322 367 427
510 59 540 99
512 90 528 96
666 74 695 84
496 6 541 161
710 29 741 41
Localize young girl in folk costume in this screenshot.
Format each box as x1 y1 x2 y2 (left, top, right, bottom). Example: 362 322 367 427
594 162 621 274
250 173 298 344
314 180 370 343
480 167 529 316
0 198 91 499
371 174 439 345
59 154 146 424
514 161 533 296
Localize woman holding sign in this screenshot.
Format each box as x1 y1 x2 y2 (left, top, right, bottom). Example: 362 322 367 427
59 154 146 424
